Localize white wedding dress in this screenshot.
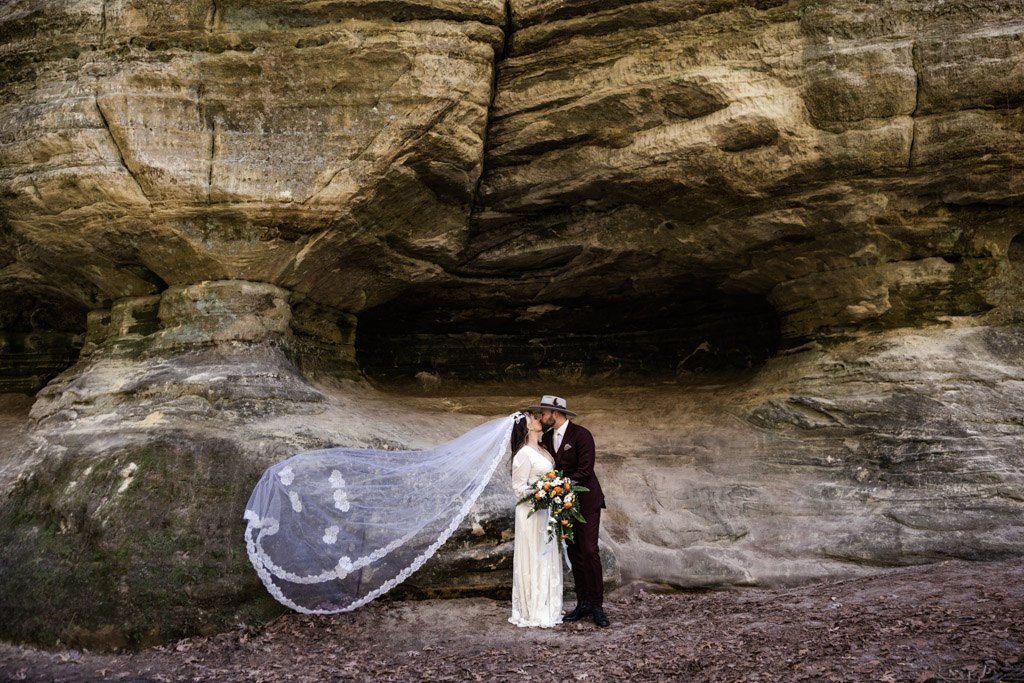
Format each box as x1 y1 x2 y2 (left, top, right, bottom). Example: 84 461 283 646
509 444 564 628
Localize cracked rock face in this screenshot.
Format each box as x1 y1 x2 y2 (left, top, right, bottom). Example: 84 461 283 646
2 0 1024 649
0 0 503 314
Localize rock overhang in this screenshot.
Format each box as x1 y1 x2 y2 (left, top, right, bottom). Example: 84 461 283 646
2 0 1024 650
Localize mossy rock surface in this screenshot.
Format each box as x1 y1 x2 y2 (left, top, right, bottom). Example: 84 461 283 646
0 435 285 649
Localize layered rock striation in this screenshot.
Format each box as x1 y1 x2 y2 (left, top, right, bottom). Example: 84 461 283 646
2 0 1024 649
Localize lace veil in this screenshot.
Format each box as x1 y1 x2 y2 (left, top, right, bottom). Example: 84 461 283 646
244 413 521 613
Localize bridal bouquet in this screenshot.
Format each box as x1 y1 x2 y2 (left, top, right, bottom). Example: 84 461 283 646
518 470 589 554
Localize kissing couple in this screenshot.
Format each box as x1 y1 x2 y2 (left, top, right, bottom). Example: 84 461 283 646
509 396 609 628
243 395 608 623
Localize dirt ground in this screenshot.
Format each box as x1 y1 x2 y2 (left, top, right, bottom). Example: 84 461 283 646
1 558 1022 682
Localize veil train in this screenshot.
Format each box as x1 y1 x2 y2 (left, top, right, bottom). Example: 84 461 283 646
244 414 519 613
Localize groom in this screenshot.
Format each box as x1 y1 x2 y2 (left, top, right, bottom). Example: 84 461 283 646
531 395 609 627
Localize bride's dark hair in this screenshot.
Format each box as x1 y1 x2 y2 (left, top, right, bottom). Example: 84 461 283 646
510 411 530 474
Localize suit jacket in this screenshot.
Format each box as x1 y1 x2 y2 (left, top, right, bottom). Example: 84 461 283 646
542 421 606 512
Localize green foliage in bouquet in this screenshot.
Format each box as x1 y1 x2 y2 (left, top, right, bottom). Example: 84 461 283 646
516 470 589 554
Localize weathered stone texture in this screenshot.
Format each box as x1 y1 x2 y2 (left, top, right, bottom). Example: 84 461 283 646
464 0 1024 350
2 0 1024 650
1 0 503 315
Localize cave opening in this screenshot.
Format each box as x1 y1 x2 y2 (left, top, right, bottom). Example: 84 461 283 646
356 284 781 388
1009 232 1024 262
0 286 87 395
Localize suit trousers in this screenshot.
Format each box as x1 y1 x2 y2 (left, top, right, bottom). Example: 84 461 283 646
568 504 603 608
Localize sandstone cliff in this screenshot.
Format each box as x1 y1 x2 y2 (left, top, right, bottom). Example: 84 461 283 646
1 0 1023 649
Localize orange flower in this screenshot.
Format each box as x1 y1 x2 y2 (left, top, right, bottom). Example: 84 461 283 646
560 534 567 539
552 486 563 495
543 483 551 491
535 493 543 500
561 520 569 526
564 501 572 508
546 472 556 479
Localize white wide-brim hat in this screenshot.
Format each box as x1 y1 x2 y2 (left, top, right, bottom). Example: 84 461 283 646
526 395 577 417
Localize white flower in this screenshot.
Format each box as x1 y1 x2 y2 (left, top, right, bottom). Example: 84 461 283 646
336 556 353 579
554 496 562 505
288 490 302 512
329 470 346 488
278 466 295 486
323 526 339 544
333 489 350 512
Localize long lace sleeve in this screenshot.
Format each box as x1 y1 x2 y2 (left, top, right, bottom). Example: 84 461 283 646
511 449 532 498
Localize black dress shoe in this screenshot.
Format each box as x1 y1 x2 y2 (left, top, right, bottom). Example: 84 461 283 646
563 600 593 622
592 606 610 627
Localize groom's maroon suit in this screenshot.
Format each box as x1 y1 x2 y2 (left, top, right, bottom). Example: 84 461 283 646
543 421 606 608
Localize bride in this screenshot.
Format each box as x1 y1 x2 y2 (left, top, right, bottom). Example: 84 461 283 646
508 411 563 627
243 409 564 621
